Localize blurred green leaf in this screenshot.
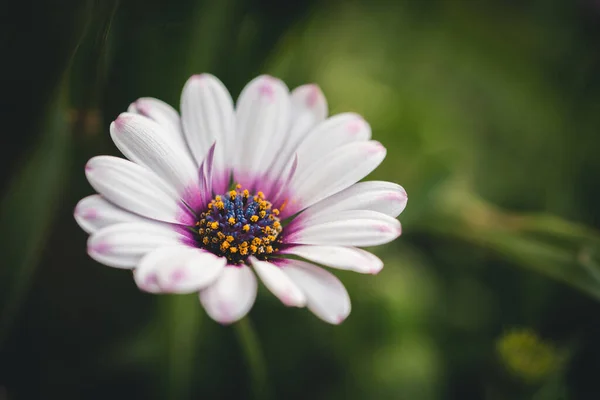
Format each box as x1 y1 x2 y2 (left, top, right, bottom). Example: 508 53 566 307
0 90 71 345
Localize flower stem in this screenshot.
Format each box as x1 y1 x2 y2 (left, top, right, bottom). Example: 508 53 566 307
164 294 202 400
234 317 271 400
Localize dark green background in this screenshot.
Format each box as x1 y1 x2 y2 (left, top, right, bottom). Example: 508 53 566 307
2 0 600 399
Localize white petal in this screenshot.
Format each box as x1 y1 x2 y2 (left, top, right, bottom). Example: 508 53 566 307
110 113 198 196
294 113 371 176
281 259 351 324
285 140 387 216
200 265 257 325
234 75 290 188
134 246 226 294
74 194 148 234
284 210 401 247
280 245 383 274
87 222 183 269
268 84 328 178
85 156 188 224
249 257 306 307
127 97 188 152
302 181 408 219
180 74 234 194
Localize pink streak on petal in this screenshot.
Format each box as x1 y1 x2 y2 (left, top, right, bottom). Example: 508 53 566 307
113 114 132 130
383 191 407 202
89 241 110 254
258 78 276 101
335 315 346 325
192 73 208 82
134 100 152 117
367 142 385 154
171 268 186 283
346 118 364 135
83 209 98 220
306 84 320 108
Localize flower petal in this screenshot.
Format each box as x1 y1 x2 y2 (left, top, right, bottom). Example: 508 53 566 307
74 194 148 234
85 156 187 224
284 210 401 247
234 75 290 189
268 84 328 178
280 245 383 274
249 257 306 307
180 74 234 194
294 113 371 176
127 97 188 152
87 222 183 269
302 181 407 219
134 246 226 294
110 112 198 196
200 265 258 325
285 140 387 216
281 259 351 324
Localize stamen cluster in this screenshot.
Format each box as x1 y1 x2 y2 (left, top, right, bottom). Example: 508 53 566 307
195 186 282 263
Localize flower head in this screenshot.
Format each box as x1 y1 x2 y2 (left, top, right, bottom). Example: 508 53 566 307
75 74 407 324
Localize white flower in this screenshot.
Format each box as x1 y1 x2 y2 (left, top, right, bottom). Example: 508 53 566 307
74 74 407 325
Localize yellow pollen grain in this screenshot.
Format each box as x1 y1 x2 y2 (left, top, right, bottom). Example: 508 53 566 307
226 235 234 243
208 203 213 209
272 209 279 216
228 217 236 225
266 245 273 253
229 190 237 199
240 241 248 247
235 184 242 189
209 221 219 229
211 238 219 243
239 247 248 255
215 201 224 210
273 221 281 228
215 195 221 201
243 189 249 197
250 245 258 252
230 247 238 253
221 241 230 250
202 237 209 245
252 238 261 246
242 224 250 232
217 232 225 239
259 210 266 218
257 191 264 198
250 215 259 222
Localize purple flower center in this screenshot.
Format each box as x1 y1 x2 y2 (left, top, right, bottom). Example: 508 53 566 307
195 186 283 264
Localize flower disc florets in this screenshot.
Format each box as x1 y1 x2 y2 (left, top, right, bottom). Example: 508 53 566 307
195 185 283 264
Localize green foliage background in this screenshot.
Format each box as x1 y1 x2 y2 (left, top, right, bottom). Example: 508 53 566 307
2 0 600 399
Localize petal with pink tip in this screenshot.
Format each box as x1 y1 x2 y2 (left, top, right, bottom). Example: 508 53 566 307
285 140 386 216
302 181 407 219
134 246 226 294
200 265 258 325
280 245 383 274
127 97 188 152
74 194 149 234
234 75 290 189
294 113 371 176
87 223 184 269
284 210 401 247
268 84 328 180
180 74 234 193
249 257 306 307
85 156 185 224
110 113 198 196
281 259 351 324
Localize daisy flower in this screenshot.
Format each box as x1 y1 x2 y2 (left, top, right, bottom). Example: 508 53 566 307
74 74 407 325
